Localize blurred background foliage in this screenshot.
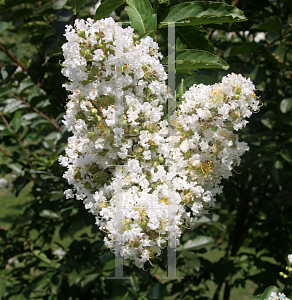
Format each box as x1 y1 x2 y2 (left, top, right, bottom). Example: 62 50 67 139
0 0 291 299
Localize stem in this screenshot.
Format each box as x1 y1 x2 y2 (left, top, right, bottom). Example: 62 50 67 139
0 147 27 168
0 43 28 73
0 110 11 129
223 282 231 300
154 0 158 42
212 282 223 300
239 27 292 72
8 93 60 130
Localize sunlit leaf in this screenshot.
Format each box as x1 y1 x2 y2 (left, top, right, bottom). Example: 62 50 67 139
159 1 246 28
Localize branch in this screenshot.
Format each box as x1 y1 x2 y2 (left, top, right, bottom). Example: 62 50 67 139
0 147 10 157
0 43 29 73
8 93 60 130
240 27 292 72
0 147 27 167
0 110 11 129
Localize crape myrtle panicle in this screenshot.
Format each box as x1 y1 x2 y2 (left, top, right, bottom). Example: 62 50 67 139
59 17 260 269
266 292 291 300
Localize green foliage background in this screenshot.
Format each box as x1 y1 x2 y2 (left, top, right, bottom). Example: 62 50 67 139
0 0 291 299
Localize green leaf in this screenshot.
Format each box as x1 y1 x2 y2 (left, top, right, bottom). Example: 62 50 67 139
147 283 165 299
43 33 60 56
163 50 229 72
193 213 226 231
0 21 11 34
0 281 6 300
259 286 281 300
182 251 201 271
280 150 292 163
177 78 187 101
184 74 219 86
80 273 99 288
73 0 86 14
129 275 140 293
159 1 246 28
125 0 156 38
137 30 155 40
229 42 258 56
8 163 24 175
52 0 67 10
11 111 22 132
250 296 262 300
2 98 27 113
160 25 214 52
94 0 125 20
280 98 292 113
251 16 282 35
177 26 214 52
50 191 65 201
0 86 15 97
68 269 80 286
33 249 52 264
274 160 283 169
177 235 214 251
39 209 60 219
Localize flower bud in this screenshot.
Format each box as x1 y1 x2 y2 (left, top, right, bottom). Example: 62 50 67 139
74 170 81 179
152 161 159 168
157 157 164 163
138 219 148 228
90 164 100 172
235 86 242 95
87 132 95 139
77 30 86 39
84 182 91 189
91 108 98 115
131 128 139 135
95 115 102 123
133 33 139 40
93 175 100 183
84 49 92 60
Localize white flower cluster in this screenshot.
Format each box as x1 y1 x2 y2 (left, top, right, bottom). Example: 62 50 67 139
59 17 259 268
288 254 292 264
168 73 259 219
267 292 291 300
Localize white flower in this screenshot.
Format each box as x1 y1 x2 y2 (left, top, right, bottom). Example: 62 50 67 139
288 254 292 264
53 248 66 260
267 292 291 300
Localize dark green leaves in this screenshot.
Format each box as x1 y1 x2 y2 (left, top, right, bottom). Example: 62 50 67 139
163 50 229 73
177 235 214 251
33 249 52 265
251 16 283 35
181 251 201 271
11 111 22 132
176 25 214 52
73 0 86 14
125 0 156 38
0 21 11 34
147 283 165 299
95 0 125 20
253 286 281 300
159 1 246 28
